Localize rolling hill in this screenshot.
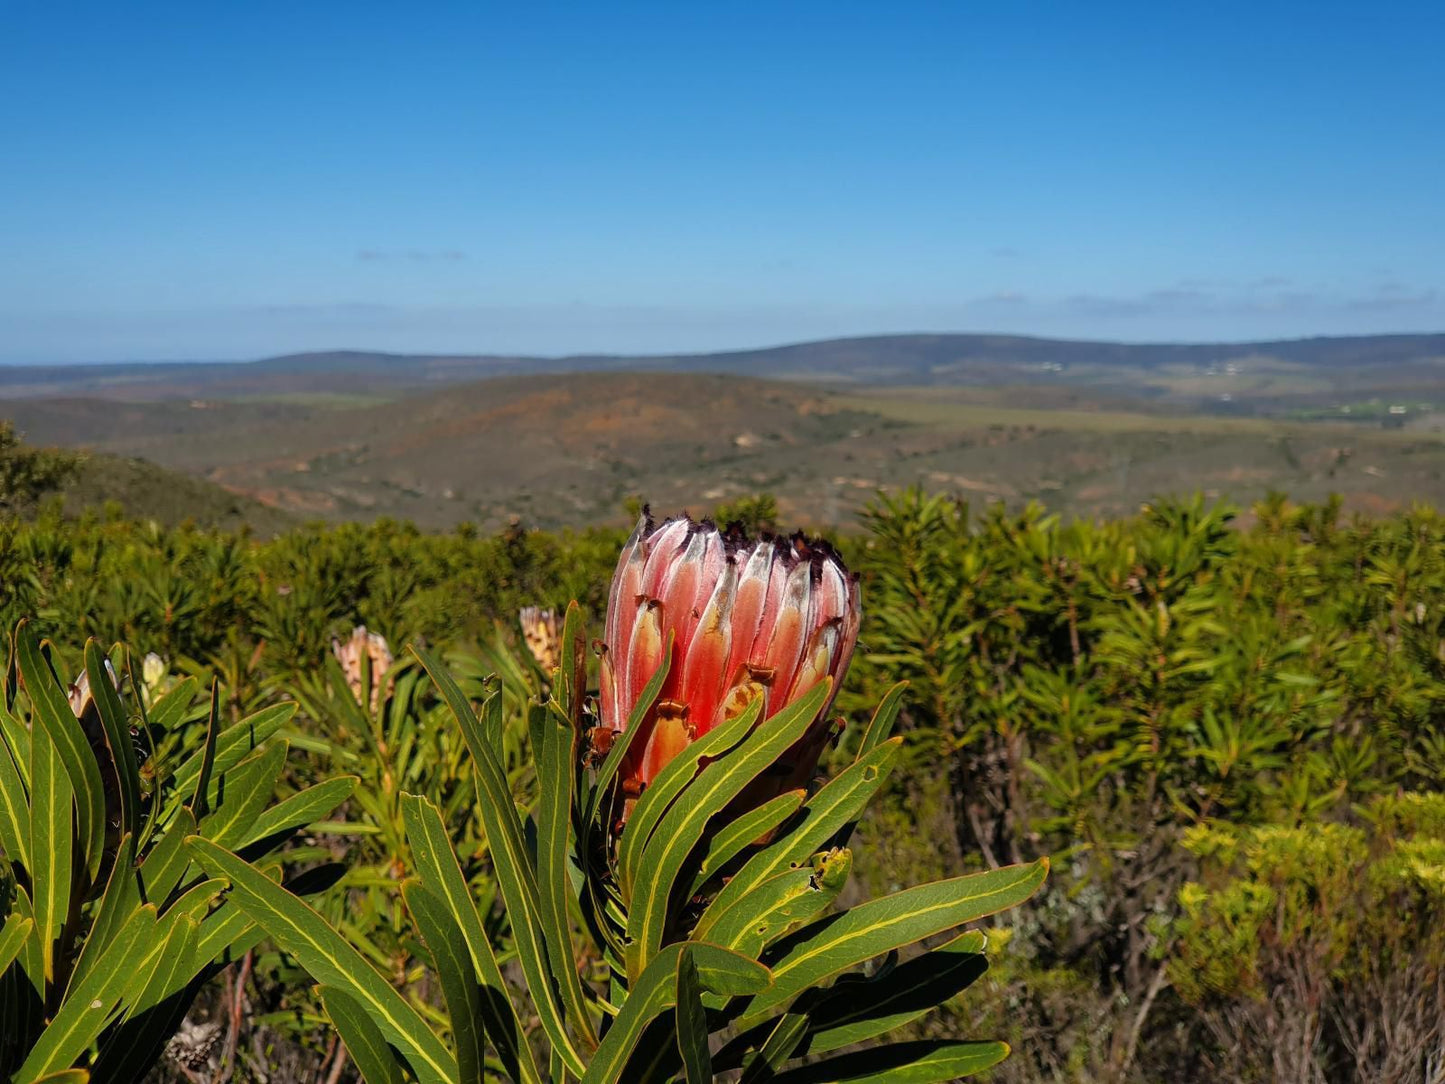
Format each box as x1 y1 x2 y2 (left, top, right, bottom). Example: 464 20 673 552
8 369 1445 531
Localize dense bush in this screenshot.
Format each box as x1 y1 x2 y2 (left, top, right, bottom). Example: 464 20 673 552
2 488 1442 1080
848 489 1445 1081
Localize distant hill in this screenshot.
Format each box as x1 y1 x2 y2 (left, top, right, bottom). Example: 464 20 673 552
8 447 297 533
9 369 1445 531
3 332 1443 402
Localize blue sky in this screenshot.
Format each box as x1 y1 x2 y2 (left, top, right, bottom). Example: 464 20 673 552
2 1 1441 363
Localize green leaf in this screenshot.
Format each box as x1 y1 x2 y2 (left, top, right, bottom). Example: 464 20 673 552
145 677 200 733
64 834 138 994
29 708 72 985
197 740 288 847
188 682 221 819
138 808 196 905
687 788 805 899
0 914 34 975
629 682 831 975
697 738 901 941
18 625 106 886
403 882 487 1084
0 718 31 869
718 931 989 1067
413 643 588 1076
242 776 359 847
534 707 595 1045
768 1039 1010 1083
618 689 765 900
9 884 44 992
169 702 295 798
738 1014 809 1084
186 835 456 1084
736 859 1047 1027
125 913 200 1018
13 904 158 1083
84 641 141 841
858 681 908 759
30 1071 90 1084
705 850 852 959
796 930 989 1056
580 942 769 1084
401 793 540 1084
675 947 713 1084
320 985 407 1084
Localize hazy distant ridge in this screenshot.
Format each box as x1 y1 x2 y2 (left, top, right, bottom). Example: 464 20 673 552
4 332 1443 401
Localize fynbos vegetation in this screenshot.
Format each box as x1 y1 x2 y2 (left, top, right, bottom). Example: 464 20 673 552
0 486 1442 1081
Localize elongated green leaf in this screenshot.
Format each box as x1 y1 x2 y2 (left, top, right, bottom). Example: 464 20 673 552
738 1014 809 1084
798 930 989 1056
556 599 587 726
320 985 407 1084
170 702 295 797
84 641 140 841
138 808 196 905
159 879 227 924
191 894 259 965
188 682 221 819
13 905 158 1083
580 942 770 1084
0 706 31 782
706 850 852 959
186 836 455 1084
718 931 989 1068
30 1071 89 1083
697 738 901 940
0 915 34 975
618 692 766 900
675 947 712 1084
404 882 487 1084
19 627 105 885
737 858 1047 1027
242 776 358 847
0 719 30 868
401 793 541 1084
858 681 908 759
629 682 831 975
534 708 595 1046
413 644 587 1076
9 884 44 993
126 914 200 1018
29 710 72 985
769 1039 1010 1083
687 788 805 899
146 677 200 733
198 740 288 847
61 832 136 998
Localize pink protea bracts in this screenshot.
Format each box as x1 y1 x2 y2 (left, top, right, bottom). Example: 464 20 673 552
598 512 861 798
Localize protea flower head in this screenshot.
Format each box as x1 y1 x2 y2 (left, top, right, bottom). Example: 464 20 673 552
332 625 395 711
598 512 861 800
519 606 563 672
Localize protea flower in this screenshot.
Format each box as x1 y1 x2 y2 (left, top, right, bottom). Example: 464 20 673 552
332 625 395 711
519 606 563 672
598 513 860 801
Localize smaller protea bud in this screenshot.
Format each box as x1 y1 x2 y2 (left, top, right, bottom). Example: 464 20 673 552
519 606 563 673
141 652 167 703
332 625 395 711
599 512 860 807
